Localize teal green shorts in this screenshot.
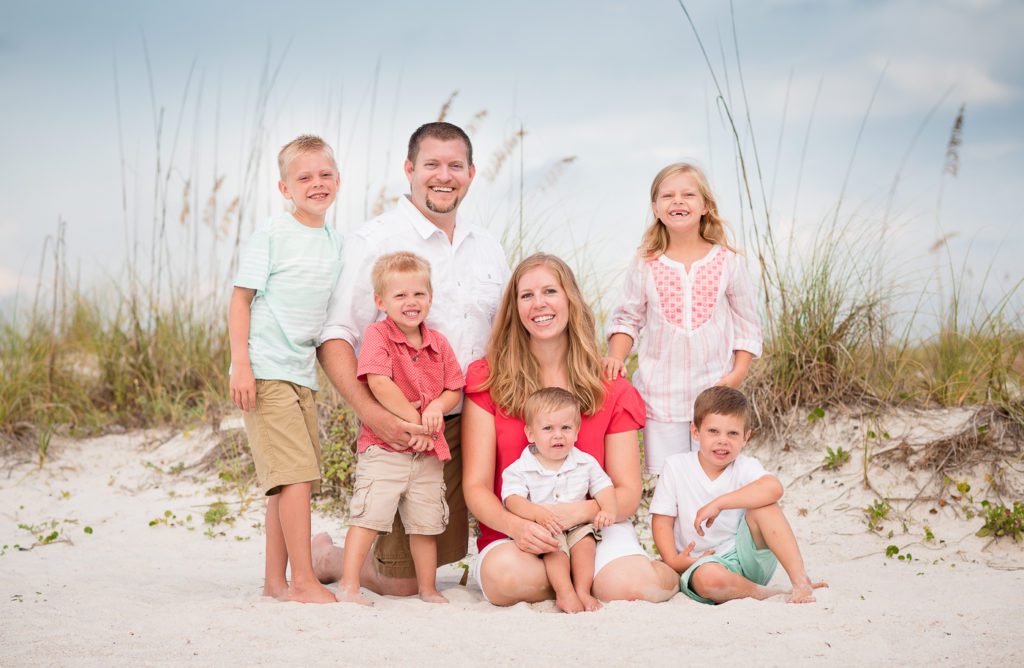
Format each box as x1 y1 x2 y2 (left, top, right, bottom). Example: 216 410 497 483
680 517 778 605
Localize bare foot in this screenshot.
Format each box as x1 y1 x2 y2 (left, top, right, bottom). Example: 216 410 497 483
419 590 450 604
336 582 373 606
788 579 828 604
576 590 603 612
286 580 337 604
555 590 585 614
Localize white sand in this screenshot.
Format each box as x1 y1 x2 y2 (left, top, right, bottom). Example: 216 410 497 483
2 409 1022 666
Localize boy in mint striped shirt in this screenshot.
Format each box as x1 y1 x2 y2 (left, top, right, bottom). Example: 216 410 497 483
229 135 342 604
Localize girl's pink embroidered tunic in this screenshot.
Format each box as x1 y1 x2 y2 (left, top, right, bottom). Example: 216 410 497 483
607 246 762 423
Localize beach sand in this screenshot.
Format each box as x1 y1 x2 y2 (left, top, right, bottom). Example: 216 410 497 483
2 410 1022 666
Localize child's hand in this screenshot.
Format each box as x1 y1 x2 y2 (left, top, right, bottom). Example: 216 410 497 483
693 501 723 536
230 365 257 412
532 507 564 536
421 400 445 436
409 434 435 453
601 356 626 380
593 510 615 530
677 541 714 570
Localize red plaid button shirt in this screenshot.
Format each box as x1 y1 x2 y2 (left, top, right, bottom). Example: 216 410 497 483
356 318 465 460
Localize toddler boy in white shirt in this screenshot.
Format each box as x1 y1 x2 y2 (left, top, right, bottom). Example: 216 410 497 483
501 388 617 613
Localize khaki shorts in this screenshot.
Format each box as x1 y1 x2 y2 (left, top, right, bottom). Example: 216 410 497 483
242 379 322 496
555 523 599 556
349 446 448 535
374 415 468 577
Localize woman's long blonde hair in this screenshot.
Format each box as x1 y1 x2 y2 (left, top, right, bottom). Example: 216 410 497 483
477 253 605 418
638 162 735 259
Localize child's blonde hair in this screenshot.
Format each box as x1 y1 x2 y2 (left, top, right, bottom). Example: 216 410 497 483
371 252 432 297
277 135 337 179
639 162 735 259
523 387 582 428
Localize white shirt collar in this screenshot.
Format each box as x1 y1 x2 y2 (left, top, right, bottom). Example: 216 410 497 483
398 195 474 247
521 446 584 476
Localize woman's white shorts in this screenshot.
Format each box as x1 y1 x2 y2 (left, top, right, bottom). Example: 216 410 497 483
469 520 647 603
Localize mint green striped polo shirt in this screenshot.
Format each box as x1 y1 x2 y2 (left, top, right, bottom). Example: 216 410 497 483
234 213 343 390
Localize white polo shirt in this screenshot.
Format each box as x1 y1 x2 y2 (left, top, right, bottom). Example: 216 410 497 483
320 196 509 383
501 447 613 505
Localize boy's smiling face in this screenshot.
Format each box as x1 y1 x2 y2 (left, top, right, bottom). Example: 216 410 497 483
524 405 580 468
278 149 340 227
691 411 751 477
373 271 432 338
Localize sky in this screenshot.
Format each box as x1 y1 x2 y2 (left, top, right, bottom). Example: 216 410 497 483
1 0 1021 325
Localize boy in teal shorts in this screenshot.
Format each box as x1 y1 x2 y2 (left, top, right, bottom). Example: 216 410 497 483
650 386 827 604
229 135 342 604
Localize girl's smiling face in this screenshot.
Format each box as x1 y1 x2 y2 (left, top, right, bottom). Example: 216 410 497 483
652 171 708 236
516 266 569 342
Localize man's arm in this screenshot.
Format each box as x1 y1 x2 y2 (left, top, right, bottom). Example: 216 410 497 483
694 475 784 536
317 338 424 448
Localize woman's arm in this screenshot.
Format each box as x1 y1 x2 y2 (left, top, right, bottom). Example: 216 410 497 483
602 429 644 521
462 400 560 554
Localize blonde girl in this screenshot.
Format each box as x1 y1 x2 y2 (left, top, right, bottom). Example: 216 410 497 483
603 163 762 476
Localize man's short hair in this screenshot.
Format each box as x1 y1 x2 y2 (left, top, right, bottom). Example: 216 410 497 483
523 387 581 427
277 134 336 179
371 251 433 297
407 122 473 166
692 386 751 430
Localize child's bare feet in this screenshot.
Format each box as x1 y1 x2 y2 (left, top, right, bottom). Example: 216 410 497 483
419 590 450 604
286 580 337 604
555 590 585 613
787 578 828 604
576 590 603 612
262 582 288 600
336 582 373 606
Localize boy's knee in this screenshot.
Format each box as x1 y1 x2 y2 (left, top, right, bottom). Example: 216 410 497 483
690 564 730 597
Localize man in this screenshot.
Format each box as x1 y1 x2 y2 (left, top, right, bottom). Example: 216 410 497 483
314 122 509 595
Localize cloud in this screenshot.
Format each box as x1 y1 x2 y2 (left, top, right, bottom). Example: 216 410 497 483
881 57 1017 106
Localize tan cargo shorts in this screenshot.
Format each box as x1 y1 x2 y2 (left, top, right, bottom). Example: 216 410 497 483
349 446 448 536
242 379 322 496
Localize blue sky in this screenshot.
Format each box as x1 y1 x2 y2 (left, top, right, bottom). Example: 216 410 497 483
1 0 1021 322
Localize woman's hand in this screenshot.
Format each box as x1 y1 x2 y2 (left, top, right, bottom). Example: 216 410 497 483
509 516 561 555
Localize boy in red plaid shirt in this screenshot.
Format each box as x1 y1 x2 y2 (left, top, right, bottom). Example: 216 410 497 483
336 252 464 605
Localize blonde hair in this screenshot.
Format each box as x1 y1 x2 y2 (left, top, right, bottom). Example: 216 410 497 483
371 252 432 296
478 253 605 417
523 387 581 427
638 162 735 259
277 134 337 179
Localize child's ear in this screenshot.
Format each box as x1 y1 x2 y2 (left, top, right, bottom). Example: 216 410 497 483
373 293 385 311
523 425 534 443
690 422 700 441
278 180 291 200
743 430 752 443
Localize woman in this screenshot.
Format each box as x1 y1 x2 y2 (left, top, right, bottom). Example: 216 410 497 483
463 253 679 605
